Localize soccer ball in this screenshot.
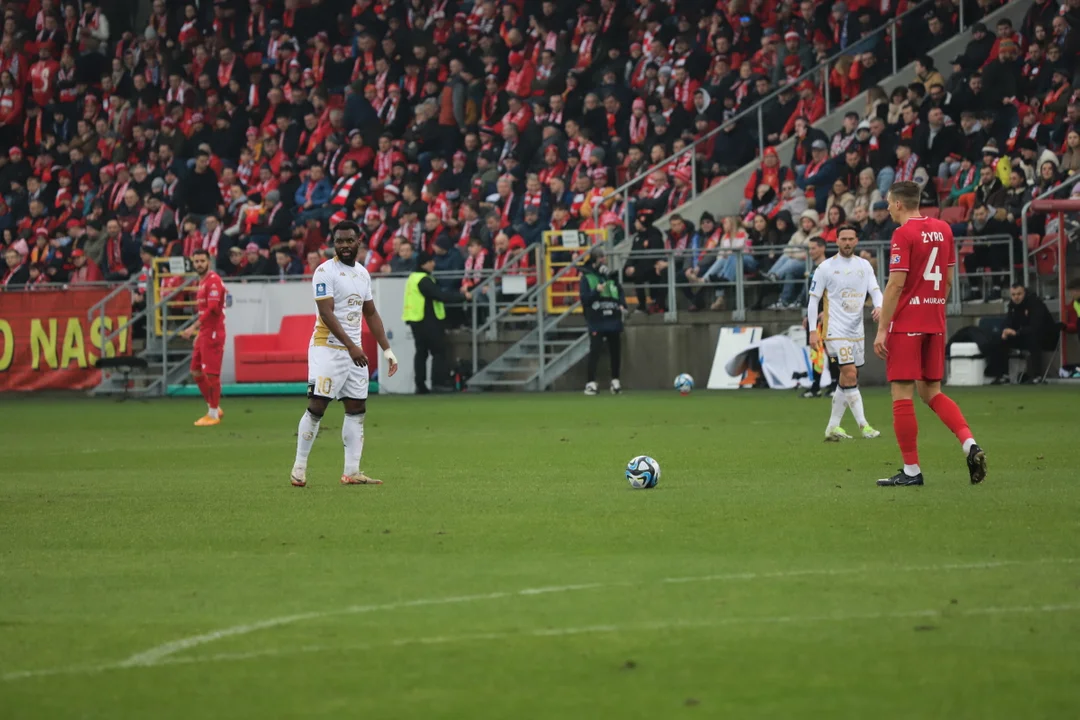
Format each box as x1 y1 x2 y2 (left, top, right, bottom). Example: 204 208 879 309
626 455 660 489
673 373 694 395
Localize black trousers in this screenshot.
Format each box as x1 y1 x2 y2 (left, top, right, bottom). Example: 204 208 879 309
631 266 667 311
587 330 622 383
987 328 1057 378
410 321 450 390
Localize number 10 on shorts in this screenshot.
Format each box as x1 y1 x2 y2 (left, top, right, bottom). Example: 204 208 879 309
316 377 332 395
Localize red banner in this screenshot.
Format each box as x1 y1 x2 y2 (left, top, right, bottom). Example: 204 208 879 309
0 289 133 391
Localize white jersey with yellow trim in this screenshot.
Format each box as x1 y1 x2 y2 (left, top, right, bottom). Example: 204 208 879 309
808 254 882 341
311 257 373 349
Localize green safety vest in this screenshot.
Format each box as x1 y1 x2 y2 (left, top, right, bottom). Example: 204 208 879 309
403 271 445 322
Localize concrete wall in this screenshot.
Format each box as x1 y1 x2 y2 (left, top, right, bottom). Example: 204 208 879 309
657 0 1036 232
447 301 1077 391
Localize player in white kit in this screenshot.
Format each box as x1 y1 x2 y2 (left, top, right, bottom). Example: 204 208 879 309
290 221 399 487
807 223 884 441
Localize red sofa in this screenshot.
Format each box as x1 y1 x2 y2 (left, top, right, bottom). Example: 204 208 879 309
233 315 378 383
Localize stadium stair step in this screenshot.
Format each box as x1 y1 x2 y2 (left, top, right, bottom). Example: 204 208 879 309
467 303 591 392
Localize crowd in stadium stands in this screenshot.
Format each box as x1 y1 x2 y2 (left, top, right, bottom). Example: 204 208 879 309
0 0 1067 315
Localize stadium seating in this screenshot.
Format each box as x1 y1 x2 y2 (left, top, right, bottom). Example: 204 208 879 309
233 315 314 383
0 0 1060 322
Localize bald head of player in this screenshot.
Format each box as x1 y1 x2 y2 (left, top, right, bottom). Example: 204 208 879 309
332 220 361 265
886 180 921 225
835 223 859 258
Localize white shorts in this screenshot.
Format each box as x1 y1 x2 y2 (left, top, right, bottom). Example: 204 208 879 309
308 345 369 400
825 338 865 368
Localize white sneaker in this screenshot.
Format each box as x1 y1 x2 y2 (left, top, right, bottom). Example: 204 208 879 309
290 466 307 487
610 379 622 395
825 426 853 442
861 425 881 439
584 381 598 396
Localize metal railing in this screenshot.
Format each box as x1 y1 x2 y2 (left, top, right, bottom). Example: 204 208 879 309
469 232 612 377
593 0 948 241
1020 172 1080 292
606 236 1015 319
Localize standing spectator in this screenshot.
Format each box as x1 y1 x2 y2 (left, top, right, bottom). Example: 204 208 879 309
178 151 223 220
961 204 1015 301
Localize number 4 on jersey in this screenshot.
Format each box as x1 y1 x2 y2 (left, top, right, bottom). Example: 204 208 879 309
922 247 942 291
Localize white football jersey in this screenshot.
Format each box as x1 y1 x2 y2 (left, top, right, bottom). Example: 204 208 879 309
808 254 881 341
311 258 373 348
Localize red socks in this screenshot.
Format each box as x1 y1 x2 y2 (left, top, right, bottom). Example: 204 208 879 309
206 374 221 409
892 399 920 466
194 374 212 405
928 393 973 444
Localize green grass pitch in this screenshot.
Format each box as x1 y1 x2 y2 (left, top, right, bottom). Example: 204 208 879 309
1 387 1078 719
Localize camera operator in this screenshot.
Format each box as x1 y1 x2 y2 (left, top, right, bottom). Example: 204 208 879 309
580 245 627 396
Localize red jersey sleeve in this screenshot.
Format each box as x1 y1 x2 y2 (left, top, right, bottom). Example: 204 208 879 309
889 224 911 273
199 273 227 328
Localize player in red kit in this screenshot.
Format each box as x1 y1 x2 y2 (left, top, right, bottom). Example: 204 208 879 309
873 182 986 486
181 249 227 426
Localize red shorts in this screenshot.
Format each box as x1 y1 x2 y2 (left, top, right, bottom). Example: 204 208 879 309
191 335 225 375
886 332 945 382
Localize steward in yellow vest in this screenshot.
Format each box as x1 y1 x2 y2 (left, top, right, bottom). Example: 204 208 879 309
402 252 470 393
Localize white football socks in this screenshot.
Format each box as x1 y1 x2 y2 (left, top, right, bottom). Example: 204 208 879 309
904 463 922 476
843 386 867 427
294 411 321 468
828 388 847 428
208 407 220 419
962 438 977 454
342 412 365 477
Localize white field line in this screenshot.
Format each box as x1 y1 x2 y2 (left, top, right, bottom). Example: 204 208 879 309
6 602 1080 682
4 558 1078 682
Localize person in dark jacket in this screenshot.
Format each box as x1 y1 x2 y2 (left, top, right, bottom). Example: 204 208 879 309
404 252 470 393
623 208 666 313
580 245 626 396
176 151 223 218
987 284 1059 382
961 203 1015 301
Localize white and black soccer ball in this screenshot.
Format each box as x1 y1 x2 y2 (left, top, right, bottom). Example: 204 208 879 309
626 455 660 489
673 373 694 395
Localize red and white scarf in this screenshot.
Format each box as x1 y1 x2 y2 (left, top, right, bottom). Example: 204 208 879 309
629 114 649 145
576 34 596 70
895 153 920 182
464 250 488 283
375 150 393 182
458 218 478 246
331 175 358 206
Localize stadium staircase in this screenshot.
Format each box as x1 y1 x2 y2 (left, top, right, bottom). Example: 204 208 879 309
646 0 1034 232
465 242 598 391
89 268 200 398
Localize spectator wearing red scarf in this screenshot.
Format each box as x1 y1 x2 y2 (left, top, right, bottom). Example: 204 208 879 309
742 147 794 212
781 81 825 139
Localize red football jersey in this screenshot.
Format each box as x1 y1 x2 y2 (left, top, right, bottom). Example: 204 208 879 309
888 216 955 334
196 271 227 333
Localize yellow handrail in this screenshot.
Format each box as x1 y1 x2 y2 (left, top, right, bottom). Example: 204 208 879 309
152 257 198 336
541 229 607 314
